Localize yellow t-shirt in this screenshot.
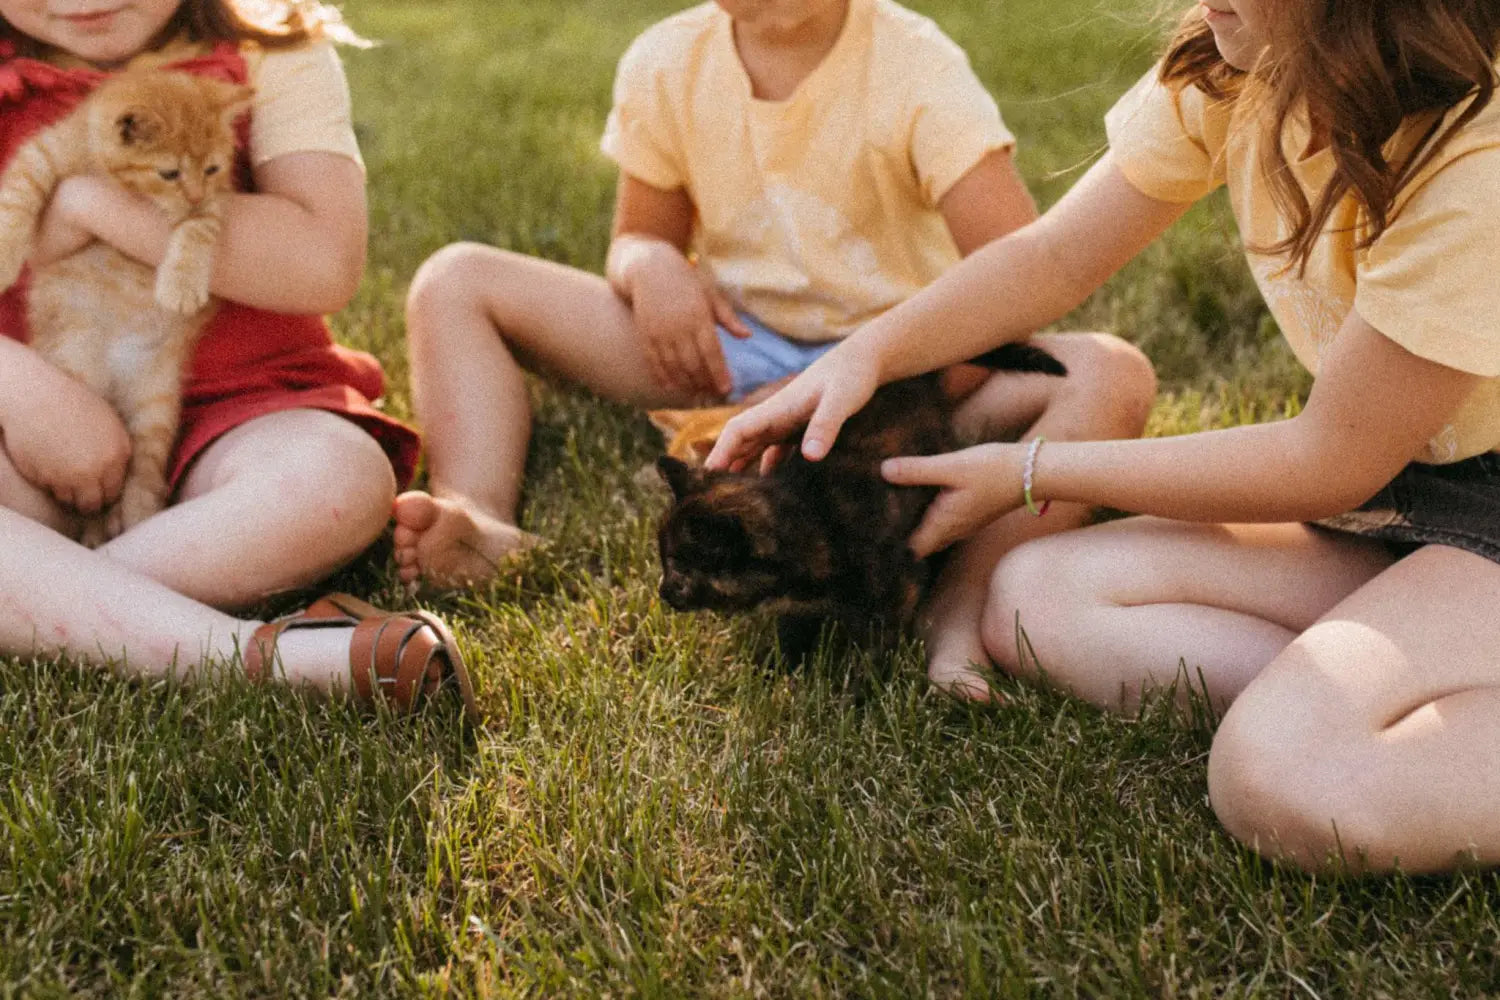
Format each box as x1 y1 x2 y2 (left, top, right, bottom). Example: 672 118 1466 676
600 0 1014 344
1105 67 1500 463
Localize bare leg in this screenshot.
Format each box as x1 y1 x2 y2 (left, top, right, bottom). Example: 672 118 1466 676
99 408 397 610
1209 545 1500 872
982 516 1394 711
395 243 698 588
0 410 422 693
922 331 1157 701
0 506 353 692
983 503 1500 872
0 433 76 534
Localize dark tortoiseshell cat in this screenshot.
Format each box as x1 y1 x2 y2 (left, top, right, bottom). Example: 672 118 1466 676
656 343 1067 665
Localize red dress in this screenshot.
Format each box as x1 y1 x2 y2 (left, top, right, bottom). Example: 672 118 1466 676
0 39 420 490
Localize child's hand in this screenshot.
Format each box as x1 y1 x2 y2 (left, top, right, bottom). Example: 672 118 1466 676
882 443 1025 557
628 247 745 398
0 361 130 514
706 344 879 470
32 175 107 266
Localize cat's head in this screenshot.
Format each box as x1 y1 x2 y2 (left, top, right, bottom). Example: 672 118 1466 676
85 69 252 218
656 454 820 613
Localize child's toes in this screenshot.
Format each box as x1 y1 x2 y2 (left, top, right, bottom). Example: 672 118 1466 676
393 491 441 532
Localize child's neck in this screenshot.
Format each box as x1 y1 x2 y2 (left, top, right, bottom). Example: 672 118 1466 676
731 0 851 102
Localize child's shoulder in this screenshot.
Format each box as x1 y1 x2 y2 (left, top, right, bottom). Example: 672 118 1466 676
623 3 722 69
241 37 345 81
866 0 976 65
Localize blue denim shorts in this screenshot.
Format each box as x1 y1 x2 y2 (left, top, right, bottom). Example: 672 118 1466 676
1313 452 1500 564
716 313 837 402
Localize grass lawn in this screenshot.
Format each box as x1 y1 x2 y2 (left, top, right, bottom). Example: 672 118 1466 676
3 0 1499 995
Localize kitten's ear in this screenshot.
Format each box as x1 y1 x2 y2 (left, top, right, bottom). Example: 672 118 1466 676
657 455 703 498
647 409 689 435
116 107 164 146
215 83 255 127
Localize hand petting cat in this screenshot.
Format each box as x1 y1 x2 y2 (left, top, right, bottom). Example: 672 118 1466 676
706 340 881 470
882 442 1028 557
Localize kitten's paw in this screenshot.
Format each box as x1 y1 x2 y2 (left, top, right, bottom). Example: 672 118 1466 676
154 270 212 315
0 237 29 292
114 484 165 535
78 515 111 549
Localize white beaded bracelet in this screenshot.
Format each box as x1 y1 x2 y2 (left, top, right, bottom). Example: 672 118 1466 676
1023 436 1050 516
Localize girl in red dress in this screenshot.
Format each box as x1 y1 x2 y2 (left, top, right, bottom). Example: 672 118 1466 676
0 0 475 719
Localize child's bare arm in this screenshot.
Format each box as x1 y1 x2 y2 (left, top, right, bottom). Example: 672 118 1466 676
606 173 746 398
709 154 1188 467
0 337 129 514
35 150 367 316
938 148 1038 256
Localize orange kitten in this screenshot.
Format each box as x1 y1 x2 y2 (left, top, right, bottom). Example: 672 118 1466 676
647 404 749 466
0 68 251 545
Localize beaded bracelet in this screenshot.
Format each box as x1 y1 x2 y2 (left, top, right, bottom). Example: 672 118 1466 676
1023 435 1050 517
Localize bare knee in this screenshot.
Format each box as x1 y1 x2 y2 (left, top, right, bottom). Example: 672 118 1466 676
199 416 397 576
1208 653 1387 871
0 446 72 532
275 422 397 556
981 534 1085 679
1046 332 1158 438
406 242 516 339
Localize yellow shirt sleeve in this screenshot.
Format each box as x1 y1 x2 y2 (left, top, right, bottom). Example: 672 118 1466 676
246 41 363 170
904 38 1015 205
599 29 687 191
1103 66 1224 204
1355 146 1500 377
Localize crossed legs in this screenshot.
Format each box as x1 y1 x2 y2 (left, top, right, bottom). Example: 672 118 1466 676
985 517 1500 872
0 408 396 690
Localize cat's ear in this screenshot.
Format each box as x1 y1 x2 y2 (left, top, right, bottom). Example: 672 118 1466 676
116 107 164 146
647 409 689 435
214 83 255 128
657 455 703 498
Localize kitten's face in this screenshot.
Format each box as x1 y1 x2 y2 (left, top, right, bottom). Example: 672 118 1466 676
656 456 789 613
85 69 249 218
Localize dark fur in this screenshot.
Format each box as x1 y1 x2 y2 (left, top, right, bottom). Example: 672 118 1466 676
656 343 1067 665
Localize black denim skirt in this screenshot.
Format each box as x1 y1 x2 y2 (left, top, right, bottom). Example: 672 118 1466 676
1313 452 1500 564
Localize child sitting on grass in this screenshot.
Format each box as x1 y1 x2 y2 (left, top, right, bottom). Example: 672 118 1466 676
393 0 1156 698
711 0 1500 871
0 0 475 719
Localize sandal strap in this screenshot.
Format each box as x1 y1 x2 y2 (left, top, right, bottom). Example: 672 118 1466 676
243 594 480 723
349 615 445 710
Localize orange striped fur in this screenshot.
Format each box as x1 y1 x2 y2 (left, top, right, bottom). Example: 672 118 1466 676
0 69 250 544
647 404 748 466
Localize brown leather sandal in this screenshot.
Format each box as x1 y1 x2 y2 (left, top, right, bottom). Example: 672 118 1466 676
243 593 480 724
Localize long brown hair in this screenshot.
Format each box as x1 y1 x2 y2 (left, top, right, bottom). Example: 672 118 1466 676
1161 1 1500 271
1 0 360 58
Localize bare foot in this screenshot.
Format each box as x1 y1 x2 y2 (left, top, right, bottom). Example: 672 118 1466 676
924 634 1004 704
392 491 538 589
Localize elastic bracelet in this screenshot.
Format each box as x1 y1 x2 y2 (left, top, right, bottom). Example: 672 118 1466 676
1022 436 1050 517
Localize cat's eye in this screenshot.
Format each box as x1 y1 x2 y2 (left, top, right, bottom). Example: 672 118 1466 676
158 168 181 181
204 165 221 176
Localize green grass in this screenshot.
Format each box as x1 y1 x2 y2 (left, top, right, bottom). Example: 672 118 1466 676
1 0 1495 995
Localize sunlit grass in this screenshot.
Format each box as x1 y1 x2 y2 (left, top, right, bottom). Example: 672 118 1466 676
2 1 1496 996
